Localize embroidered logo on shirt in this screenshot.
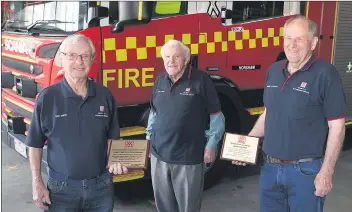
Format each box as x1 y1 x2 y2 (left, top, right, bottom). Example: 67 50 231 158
300 82 307 88
293 82 309 94
180 87 194 96
55 114 67 118
95 105 108 117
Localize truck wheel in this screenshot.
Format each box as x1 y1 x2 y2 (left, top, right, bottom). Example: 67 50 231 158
139 108 150 128
203 92 242 190
204 141 227 190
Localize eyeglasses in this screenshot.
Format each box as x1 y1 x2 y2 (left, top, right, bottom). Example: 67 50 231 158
61 52 92 61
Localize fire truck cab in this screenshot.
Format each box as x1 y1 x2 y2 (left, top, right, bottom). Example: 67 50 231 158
1 1 352 189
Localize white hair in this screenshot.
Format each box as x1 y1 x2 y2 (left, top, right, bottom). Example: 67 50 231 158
283 15 318 39
161 39 190 60
60 34 96 60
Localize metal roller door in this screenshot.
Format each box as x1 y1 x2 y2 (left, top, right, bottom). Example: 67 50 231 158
333 1 352 118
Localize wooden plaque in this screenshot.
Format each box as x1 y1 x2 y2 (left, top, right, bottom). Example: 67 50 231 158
108 140 150 169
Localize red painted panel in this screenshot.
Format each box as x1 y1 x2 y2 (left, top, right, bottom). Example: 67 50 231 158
306 1 323 56
224 16 292 90
317 1 336 63
197 14 227 79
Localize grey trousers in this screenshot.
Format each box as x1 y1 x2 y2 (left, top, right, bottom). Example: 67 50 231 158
150 154 204 212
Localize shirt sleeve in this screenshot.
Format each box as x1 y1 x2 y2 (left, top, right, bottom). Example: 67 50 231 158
205 112 225 149
203 73 221 114
107 91 120 140
322 66 347 121
25 92 47 148
145 110 156 140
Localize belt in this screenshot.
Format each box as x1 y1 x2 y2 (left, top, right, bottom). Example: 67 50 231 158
264 154 322 164
48 169 111 186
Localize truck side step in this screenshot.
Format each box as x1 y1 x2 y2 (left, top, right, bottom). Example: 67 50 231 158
346 117 352 127
246 107 265 116
120 126 146 137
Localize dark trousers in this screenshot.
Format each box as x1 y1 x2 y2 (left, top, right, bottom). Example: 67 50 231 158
259 158 325 212
45 170 114 212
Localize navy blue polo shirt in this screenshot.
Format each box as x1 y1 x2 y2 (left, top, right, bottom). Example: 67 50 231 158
150 66 221 165
263 55 347 160
25 78 120 180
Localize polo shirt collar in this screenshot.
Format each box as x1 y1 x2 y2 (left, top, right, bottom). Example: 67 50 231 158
280 54 318 72
164 64 193 81
61 77 96 98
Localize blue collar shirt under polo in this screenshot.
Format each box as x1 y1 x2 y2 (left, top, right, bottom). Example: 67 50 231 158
263 55 347 160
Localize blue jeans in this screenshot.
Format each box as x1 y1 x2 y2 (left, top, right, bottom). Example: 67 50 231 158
259 158 325 212
44 171 114 212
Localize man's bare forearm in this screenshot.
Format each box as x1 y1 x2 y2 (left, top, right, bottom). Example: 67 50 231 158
321 120 345 176
29 147 43 182
248 110 266 138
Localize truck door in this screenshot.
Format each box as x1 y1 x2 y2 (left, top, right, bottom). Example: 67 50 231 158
100 1 198 106
196 1 228 75
219 1 288 90
306 1 336 63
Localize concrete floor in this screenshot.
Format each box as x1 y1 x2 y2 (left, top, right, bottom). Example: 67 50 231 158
2 135 352 212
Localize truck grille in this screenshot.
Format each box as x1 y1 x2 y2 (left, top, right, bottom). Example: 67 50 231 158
2 57 42 75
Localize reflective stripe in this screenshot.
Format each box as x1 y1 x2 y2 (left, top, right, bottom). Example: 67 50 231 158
120 126 146 137
103 27 284 63
112 170 145 182
247 106 265 115
4 96 34 113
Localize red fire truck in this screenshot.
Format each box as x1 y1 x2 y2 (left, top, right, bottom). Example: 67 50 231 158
2 1 351 189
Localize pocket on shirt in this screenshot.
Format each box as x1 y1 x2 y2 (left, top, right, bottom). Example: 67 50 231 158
289 91 314 119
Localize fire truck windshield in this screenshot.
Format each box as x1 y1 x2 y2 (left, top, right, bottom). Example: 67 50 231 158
2 1 89 34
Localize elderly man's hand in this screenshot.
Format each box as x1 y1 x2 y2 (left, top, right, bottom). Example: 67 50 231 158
204 147 217 164
314 170 333 197
108 163 128 175
32 178 51 210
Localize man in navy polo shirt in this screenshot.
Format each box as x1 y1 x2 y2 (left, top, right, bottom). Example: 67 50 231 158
26 34 127 212
146 39 225 212
233 15 347 211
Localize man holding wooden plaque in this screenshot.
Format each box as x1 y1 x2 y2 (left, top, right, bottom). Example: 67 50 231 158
146 40 225 212
232 16 347 212
26 34 128 212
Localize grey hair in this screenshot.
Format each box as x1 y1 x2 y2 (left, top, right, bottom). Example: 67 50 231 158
283 15 318 39
161 39 190 60
60 34 96 60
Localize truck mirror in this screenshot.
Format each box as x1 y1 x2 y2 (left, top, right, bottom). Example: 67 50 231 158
111 1 153 33
221 6 234 24
88 6 109 27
